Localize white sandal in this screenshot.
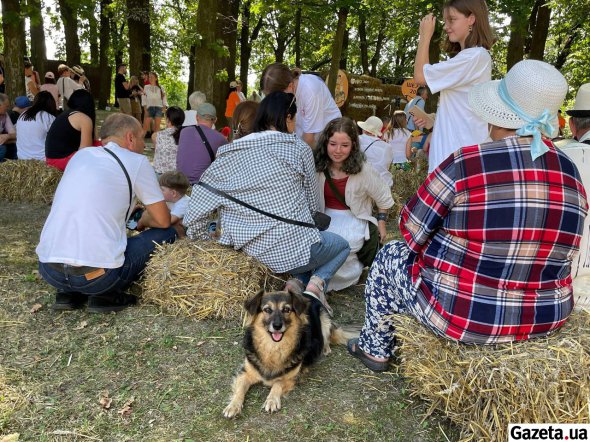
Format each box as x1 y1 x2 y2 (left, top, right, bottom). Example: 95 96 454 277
304 276 333 317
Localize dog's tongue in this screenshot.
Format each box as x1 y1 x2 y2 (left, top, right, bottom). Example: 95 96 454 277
271 332 283 342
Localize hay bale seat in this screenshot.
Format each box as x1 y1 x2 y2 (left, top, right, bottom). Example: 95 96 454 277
394 312 590 441
141 239 287 320
0 160 62 204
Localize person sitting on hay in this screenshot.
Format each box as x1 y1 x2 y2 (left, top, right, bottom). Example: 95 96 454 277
183 91 350 316
347 60 589 372
37 114 177 313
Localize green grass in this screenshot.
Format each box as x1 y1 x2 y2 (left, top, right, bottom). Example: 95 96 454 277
0 200 458 441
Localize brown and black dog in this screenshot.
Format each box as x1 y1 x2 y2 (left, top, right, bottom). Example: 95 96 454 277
223 281 352 418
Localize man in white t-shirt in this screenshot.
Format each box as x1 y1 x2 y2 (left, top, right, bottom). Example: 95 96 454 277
357 116 394 187
37 114 176 313
293 73 342 147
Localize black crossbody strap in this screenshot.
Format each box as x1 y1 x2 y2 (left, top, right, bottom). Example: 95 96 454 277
363 140 379 153
195 125 216 162
197 182 316 228
323 169 350 209
104 147 133 221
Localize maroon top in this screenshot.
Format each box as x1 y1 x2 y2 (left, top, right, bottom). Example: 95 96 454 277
324 176 349 210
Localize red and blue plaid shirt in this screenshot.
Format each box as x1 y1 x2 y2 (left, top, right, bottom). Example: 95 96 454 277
400 137 588 343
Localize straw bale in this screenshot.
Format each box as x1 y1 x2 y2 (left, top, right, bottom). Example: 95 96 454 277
394 312 590 441
0 160 62 204
390 158 428 217
142 239 286 320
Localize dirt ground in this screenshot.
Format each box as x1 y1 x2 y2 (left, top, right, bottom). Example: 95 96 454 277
0 199 459 441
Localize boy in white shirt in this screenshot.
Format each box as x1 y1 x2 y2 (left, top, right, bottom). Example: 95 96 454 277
138 171 190 236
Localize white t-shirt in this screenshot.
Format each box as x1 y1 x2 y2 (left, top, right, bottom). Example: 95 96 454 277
183 110 197 127
359 134 394 187
295 74 341 139
423 47 491 172
169 194 189 219
36 142 164 268
387 129 412 164
16 111 56 160
56 76 84 107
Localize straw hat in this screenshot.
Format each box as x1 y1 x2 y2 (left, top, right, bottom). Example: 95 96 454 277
357 116 383 137
229 81 238 88
71 65 85 76
468 60 567 137
566 83 590 118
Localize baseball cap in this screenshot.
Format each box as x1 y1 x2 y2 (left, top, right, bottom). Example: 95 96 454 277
44 71 55 79
197 102 217 118
15 96 32 108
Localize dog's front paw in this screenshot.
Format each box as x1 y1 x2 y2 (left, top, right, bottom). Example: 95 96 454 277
322 343 332 356
223 401 243 418
263 395 281 413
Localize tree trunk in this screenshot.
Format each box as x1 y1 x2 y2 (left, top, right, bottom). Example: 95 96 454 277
98 0 112 109
186 44 196 108
529 2 551 60
339 27 349 70
506 15 526 70
58 0 81 65
127 0 151 75
2 0 26 99
28 0 47 74
358 14 369 74
294 3 301 67
369 23 386 77
89 11 99 64
553 24 581 70
327 7 348 97
194 0 217 104
239 4 262 97
219 0 239 82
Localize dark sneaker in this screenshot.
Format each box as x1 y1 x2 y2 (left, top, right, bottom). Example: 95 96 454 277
87 292 138 314
51 291 87 311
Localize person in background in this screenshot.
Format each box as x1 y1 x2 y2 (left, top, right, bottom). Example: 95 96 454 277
558 109 566 137
16 91 57 161
5 96 31 160
37 114 176 313
40 72 59 106
45 89 95 171
225 81 241 123
56 64 83 111
129 76 143 123
0 55 5 94
230 100 259 141
115 63 132 116
403 86 429 132
413 0 494 172
142 72 167 136
236 80 246 102
183 91 206 127
183 92 350 316
261 63 341 147
176 102 227 185
386 110 412 165
0 93 17 162
314 117 394 291
71 65 90 92
24 61 40 101
152 106 185 176
357 116 394 187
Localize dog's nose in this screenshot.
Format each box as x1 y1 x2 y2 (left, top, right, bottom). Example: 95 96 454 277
272 321 282 330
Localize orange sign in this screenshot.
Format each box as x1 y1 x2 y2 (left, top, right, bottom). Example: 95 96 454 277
401 79 420 101
325 69 349 108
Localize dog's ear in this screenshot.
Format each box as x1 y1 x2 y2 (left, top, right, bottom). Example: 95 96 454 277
244 289 265 315
290 290 309 316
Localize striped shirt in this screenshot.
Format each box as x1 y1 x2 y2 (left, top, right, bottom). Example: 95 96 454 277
400 136 588 343
183 131 321 273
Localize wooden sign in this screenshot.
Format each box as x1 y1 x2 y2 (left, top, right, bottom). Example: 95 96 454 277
325 69 349 108
401 79 421 101
339 74 405 122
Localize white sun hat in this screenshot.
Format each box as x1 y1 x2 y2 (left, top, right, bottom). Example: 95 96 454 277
566 83 590 118
468 59 567 138
357 116 383 137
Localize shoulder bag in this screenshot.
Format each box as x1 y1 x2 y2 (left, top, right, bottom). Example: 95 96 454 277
194 125 216 163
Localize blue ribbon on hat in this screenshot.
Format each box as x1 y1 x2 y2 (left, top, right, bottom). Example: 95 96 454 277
497 78 556 161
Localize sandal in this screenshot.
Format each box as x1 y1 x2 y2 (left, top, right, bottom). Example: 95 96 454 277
304 276 333 317
347 338 390 372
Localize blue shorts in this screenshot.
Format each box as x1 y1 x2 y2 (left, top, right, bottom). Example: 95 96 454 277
147 106 163 118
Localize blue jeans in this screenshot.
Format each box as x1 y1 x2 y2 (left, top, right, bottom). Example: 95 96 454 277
0 144 6 162
289 231 350 287
39 227 177 295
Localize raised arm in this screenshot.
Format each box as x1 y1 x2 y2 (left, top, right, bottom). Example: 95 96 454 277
413 14 436 86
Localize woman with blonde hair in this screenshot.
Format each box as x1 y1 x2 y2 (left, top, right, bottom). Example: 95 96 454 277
413 0 494 172
386 110 412 165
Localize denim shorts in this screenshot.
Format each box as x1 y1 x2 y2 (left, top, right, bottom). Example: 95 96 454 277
147 106 163 118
